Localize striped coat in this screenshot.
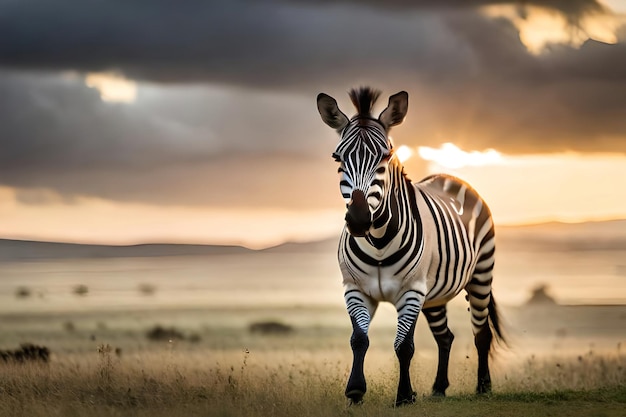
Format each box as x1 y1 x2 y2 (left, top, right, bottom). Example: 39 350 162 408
317 87 504 406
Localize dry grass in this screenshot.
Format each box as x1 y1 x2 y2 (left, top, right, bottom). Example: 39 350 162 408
0 303 624 416
0 339 624 417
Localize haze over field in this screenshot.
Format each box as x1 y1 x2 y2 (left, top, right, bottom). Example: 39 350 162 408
1 220 625 313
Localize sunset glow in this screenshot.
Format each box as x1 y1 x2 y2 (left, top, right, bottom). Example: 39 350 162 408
417 149 626 226
84 72 137 103
3 147 626 247
0 187 343 249
395 145 413 163
482 4 623 54
417 143 502 170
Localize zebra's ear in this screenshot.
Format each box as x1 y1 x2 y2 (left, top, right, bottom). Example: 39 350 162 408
317 93 349 131
379 91 408 129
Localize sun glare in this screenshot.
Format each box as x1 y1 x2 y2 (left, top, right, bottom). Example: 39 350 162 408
418 143 502 170
85 72 137 103
395 145 413 163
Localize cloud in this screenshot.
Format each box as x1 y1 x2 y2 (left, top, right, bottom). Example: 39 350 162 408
279 0 608 16
0 1 622 94
0 1 615 87
0 71 210 174
0 70 339 208
0 0 625 210
401 12 626 152
0 0 467 90
13 187 77 206
84 72 137 103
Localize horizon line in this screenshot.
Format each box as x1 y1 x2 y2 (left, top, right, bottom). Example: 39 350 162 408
1 216 625 250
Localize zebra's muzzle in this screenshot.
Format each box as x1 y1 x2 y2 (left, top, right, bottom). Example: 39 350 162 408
345 190 372 237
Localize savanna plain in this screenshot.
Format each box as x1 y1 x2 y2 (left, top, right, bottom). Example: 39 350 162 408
0 222 625 417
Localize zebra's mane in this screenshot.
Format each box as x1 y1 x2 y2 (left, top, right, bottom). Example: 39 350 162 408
349 87 381 118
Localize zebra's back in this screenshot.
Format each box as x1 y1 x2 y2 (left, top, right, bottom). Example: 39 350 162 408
415 174 495 307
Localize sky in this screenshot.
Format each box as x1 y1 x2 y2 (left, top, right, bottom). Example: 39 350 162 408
0 0 625 247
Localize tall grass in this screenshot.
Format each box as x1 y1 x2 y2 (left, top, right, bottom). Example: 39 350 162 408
0 342 623 417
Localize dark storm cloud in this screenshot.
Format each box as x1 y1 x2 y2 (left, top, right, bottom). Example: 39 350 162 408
0 0 470 89
0 0 625 209
0 0 612 87
281 0 608 16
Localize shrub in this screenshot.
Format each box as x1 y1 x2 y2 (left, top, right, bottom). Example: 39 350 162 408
73 284 89 296
138 283 157 295
15 286 32 298
146 325 186 342
0 343 50 363
249 320 293 335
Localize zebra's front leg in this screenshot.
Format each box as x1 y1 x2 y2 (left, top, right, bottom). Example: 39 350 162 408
394 290 425 406
344 289 377 404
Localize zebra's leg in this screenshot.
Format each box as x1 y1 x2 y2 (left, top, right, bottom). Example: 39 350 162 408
423 304 455 397
468 220 498 394
344 289 377 404
467 273 494 394
393 290 425 406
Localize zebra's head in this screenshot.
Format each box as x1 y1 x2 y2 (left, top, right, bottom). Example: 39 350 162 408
317 87 408 237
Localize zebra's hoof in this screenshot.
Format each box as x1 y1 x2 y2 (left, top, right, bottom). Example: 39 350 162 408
431 389 446 398
476 382 492 395
346 389 365 405
394 392 416 407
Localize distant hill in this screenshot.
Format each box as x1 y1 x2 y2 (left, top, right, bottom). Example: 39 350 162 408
1 219 625 260
262 237 337 254
499 219 626 236
266 219 626 253
496 219 626 251
0 239 252 261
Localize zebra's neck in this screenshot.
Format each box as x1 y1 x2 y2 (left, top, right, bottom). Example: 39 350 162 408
365 159 420 251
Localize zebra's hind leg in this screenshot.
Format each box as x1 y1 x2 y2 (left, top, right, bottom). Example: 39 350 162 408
474 320 493 394
467 275 494 394
468 218 500 394
423 305 455 397
393 290 425 406
344 289 377 404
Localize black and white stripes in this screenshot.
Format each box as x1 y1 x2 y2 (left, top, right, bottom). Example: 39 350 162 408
344 289 372 333
317 87 505 405
418 174 496 335
394 290 425 350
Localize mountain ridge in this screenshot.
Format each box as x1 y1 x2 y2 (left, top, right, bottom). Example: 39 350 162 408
1 218 625 260
0 238 253 260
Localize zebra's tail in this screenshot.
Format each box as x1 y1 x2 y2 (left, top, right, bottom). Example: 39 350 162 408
488 293 507 349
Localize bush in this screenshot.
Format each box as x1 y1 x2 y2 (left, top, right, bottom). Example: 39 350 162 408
249 320 293 335
138 283 157 296
0 343 50 363
146 325 186 342
15 286 32 298
73 284 89 296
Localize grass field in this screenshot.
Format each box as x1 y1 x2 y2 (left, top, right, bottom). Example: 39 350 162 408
1 233 624 416
1 304 624 417
0 343 624 417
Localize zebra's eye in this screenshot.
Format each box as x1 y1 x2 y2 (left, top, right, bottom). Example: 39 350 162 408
332 152 342 162
376 166 386 174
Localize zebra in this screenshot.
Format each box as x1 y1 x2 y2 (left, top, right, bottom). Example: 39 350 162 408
316 87 505 406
